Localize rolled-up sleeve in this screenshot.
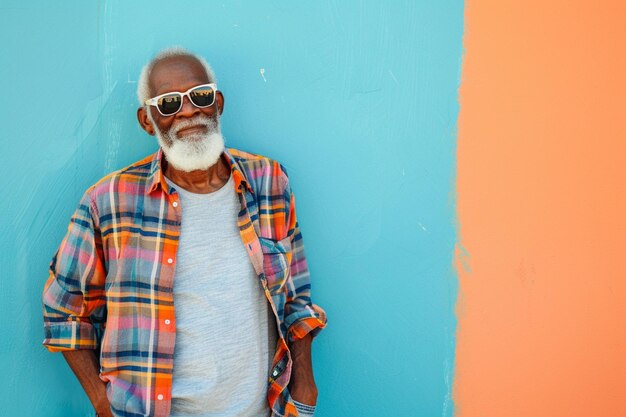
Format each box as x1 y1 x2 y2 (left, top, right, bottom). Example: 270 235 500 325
42 191 106 352
281 179 327 343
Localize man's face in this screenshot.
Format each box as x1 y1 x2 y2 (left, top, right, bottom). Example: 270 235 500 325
138 56 226 172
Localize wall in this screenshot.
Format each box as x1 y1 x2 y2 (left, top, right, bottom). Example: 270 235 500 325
0 1 463 416
454 1 626 416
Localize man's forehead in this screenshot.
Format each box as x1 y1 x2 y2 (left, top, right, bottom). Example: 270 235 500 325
149 56 210 92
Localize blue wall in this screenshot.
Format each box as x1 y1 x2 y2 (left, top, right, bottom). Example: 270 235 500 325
0 1 463 416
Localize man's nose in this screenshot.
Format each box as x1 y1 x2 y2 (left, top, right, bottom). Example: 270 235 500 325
175 95 200 118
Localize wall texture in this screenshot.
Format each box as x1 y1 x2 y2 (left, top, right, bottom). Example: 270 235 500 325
0 1 463 416
455 1 626 416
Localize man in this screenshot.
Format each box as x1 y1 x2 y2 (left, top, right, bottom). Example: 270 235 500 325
42 47 326 417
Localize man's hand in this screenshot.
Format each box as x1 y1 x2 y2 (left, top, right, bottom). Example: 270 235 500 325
287 333 318 406
62 350 113 417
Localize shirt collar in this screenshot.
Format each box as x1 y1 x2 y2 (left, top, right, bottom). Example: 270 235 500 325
223 148 254 194
146 147 254 195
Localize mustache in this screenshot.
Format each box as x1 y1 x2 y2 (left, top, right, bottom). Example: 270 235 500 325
171 115 218 136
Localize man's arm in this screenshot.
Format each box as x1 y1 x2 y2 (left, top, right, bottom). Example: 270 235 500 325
278 166 327 407
281 187 327 345
62 350 113 417
288 333 318 405
42 192 110 414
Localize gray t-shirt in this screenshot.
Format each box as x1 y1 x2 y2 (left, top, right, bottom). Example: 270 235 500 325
165 175 276 417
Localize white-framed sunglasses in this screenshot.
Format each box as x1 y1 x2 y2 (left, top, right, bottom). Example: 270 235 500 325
144 83 217 116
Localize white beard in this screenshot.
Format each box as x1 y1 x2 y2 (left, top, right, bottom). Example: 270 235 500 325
149 113 225 172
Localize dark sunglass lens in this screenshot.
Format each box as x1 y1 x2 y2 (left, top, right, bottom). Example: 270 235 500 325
158 94 182 115
189 86 215 107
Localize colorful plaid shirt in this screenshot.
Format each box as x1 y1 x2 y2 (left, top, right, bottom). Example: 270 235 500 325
42 147 327 417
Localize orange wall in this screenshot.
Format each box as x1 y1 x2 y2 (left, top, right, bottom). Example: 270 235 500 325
455 1 626 416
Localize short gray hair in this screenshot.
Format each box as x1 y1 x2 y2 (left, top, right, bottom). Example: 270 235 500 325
137 47 217 105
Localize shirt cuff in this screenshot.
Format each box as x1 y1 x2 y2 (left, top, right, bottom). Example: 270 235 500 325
286 304 327 343
42 320 98 352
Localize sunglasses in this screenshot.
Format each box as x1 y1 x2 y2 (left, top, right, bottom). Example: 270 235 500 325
144 83 217 116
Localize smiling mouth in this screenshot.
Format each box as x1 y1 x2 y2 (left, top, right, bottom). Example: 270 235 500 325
176 125 207 137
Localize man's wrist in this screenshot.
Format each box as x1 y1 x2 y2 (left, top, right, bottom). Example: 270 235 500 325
94 391 113 417
288 332 317 404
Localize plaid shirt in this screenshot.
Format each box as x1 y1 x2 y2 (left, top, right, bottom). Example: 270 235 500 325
42 148 327 417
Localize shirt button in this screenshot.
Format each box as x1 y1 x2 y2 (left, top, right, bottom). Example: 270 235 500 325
164 319 171 325
172 201 178 207
167 258 173 264
157 394 164 400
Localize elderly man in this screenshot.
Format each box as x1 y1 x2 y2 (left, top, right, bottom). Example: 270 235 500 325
42 48 326 417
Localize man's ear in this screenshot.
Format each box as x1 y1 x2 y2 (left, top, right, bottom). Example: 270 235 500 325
216 91 225 116
137 106 156 136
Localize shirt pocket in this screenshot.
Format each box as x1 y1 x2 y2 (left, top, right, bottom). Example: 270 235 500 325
259 236 292 294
